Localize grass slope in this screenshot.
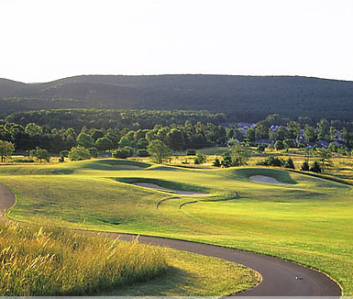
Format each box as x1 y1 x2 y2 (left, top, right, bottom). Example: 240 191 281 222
1 159 352 294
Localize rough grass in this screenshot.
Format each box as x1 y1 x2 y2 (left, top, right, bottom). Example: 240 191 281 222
0 221 167 296
2 158 353 294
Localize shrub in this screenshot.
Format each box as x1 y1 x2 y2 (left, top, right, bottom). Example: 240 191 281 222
89 147 98 158
29 147 50 162
68 146 91 161
300 161 310 171
112 147 134 159
275 140 284 151
194 152 207 164
257 156 284 167
284 158 295 169
221 155 232 168
136 149 150 157
310 161 322 173
213 158 221 167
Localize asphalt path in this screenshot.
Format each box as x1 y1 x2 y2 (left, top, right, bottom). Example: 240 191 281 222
0 183 341 297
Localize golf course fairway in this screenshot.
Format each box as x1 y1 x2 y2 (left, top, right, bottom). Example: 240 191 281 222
0 159 350 295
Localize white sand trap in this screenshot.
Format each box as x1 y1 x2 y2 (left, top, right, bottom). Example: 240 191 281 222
133 182 207 195
249 175 291 185
114 164 143 169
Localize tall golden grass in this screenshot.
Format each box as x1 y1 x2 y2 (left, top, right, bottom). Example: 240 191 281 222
0 221 167 296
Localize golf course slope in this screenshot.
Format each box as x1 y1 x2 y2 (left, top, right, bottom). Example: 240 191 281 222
0 182 341 296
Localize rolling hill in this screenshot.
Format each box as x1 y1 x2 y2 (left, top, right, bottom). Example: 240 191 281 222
1 74 353 121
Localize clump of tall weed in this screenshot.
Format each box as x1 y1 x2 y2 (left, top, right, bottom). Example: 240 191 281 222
0 221 167 295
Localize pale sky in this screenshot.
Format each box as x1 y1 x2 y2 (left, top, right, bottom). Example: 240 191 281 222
0 0 352 83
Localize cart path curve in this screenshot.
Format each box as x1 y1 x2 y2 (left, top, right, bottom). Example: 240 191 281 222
0 183 341 297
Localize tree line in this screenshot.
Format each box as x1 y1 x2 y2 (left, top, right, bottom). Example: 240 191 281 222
0 119 227 160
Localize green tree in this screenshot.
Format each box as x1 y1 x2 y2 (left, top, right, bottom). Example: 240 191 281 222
316 148 333 172
304 125 316 143
229 142 251 166
29 147 50 162
68 146 91 161
0 140 15 162
112 147 134 159
275 140 284 151
95 137 114 151
245 127 256 143
76 133 94 148
167 129 185 151
317 119 329 141
284 158 295 169
329 126 337 142
147 140 172 164
118 136 132 148
287 121 301 140
25 123 43 135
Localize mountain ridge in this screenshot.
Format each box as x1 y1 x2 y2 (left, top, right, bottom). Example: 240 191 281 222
1 74 353 121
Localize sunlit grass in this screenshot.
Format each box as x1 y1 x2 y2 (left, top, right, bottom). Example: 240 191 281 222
0 221 167 296
1 158 353 294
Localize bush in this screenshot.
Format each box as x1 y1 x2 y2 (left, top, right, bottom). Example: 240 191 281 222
112 146 134 159
300 161 310 171
221 155 232 168
68 146 91 161
213 158 221 167
60 150 69 158
194 152 207 164
29 147 50 162
310 161 322 173
89 147 98 158
275 140 284 151
283 139 296 148
284 158 295 169
257 156 284 167
136 149 150 157
12 158 35 163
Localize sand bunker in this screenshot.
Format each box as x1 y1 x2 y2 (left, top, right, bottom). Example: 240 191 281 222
114 164 143 169
249 175 291 185
133 182 207 195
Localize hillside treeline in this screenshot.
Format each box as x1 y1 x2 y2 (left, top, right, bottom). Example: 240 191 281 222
1 75 353 121
3 109 226 130
0 119 227 153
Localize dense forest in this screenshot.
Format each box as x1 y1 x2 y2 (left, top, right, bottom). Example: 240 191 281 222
0 109 227 154
3 109 226 130
1 75 353 121
2 107 353 158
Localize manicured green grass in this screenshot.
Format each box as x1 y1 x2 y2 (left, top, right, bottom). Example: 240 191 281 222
1 159 353 295
106 249 259 296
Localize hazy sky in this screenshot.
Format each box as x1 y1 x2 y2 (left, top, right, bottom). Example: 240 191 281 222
1 0 352 83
